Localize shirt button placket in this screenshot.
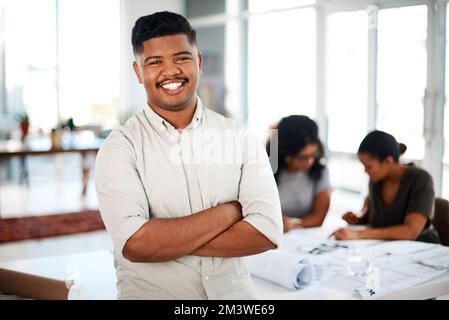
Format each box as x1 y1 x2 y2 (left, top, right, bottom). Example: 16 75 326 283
201 257 216 299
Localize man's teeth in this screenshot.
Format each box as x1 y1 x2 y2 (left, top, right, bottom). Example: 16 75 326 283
161 82 183 90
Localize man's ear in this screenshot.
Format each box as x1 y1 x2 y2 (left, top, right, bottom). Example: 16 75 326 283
197 51 203 73
133 61 143 84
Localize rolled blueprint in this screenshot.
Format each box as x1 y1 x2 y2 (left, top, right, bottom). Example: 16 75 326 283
246 250 315 290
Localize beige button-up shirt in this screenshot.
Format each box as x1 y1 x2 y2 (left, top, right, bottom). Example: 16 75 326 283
95 98 282 299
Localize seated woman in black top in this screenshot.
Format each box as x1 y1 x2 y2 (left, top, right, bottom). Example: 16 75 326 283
333 130 440 243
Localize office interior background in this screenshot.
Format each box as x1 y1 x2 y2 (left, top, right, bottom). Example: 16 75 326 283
0 0 448 260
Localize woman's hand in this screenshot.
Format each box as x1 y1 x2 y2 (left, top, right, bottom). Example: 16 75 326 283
331 228 361 240
283 216 302 233
342 211 359 225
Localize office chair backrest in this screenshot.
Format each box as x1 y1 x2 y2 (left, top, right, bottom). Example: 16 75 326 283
433 197 449 246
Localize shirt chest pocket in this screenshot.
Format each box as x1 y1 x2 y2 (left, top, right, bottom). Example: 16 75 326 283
205 164 242 207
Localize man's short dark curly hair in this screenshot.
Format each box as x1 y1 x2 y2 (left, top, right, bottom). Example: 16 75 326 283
131 11 197 55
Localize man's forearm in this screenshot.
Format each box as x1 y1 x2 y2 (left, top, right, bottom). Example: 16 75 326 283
123 202 242 262
191 221 276 257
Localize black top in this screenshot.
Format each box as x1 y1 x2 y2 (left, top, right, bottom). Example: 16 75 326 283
367 164 440 243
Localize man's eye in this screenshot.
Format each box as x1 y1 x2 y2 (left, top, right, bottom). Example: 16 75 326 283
176 57 191 62
148 60 161 65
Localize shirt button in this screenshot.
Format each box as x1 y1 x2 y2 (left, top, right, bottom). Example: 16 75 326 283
187 170 192 175
205 276 210 281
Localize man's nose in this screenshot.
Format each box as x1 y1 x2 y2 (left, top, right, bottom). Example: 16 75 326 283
161 62 181 77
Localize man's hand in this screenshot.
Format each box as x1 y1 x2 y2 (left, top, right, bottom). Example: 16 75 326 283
283 216 302 233
342 211 359 225
331 228 361 240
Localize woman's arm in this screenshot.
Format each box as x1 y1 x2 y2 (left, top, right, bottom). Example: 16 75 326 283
342 197 370 225
283 189 331 231
297 189 331 227
333 212 428 240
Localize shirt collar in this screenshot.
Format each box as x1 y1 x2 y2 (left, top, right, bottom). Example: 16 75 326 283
186 97 204 130
143 96 204 135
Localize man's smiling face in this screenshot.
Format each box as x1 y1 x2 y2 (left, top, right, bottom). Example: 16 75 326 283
133 34 202 112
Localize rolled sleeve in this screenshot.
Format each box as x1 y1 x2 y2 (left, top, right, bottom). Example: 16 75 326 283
238 131 283 247
95 130 149 257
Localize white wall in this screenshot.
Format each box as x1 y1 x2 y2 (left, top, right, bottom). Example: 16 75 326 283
119 0 185 116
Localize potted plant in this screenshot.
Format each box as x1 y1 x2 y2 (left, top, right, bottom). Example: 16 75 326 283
15 112 30 142
50 128 62 149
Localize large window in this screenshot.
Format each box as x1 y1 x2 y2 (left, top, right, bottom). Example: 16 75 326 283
3 0 120 133
188 0 447 196
326 10 368 153
5 0 57 132
443 4 449 199
247 7 316 140
376 5 427 161
58 0 120 128
326 10 368 193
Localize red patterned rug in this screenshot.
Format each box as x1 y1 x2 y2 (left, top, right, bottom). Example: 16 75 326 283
0 210 105 243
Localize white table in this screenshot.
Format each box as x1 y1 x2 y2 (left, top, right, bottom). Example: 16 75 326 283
250 261 449 300
251 227 449 300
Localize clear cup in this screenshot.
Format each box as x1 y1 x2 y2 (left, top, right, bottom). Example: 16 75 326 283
346 248 371 276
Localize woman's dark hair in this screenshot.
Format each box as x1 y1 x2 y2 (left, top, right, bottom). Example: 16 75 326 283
358 130 407 163
131 11 197 55
267 115 326 183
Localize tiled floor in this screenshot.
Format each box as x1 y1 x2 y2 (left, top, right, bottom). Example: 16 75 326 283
0 154 97 218
0 154 108 262
0 180 98 218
